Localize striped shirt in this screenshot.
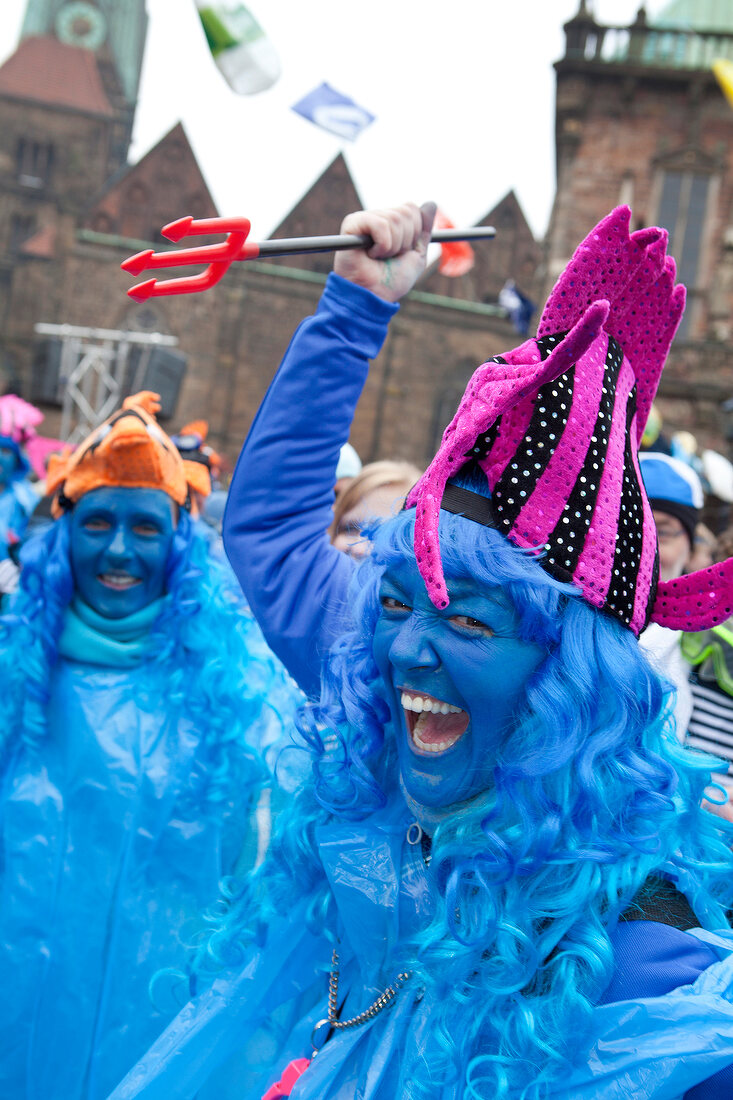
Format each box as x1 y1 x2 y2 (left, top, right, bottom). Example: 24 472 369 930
687 672 733 779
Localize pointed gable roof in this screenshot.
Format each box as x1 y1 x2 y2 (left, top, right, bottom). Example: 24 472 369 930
268 154 364 274
85 122 218 243
419 190 542 307
0 35 114 117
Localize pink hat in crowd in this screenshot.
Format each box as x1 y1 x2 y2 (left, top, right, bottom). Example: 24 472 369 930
406 205 733 636
0 394 64 479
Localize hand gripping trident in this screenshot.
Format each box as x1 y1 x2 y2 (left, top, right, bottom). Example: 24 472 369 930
121 216 496 301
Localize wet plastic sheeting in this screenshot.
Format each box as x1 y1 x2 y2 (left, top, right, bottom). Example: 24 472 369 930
0 658 256 1099
108 804 733 1099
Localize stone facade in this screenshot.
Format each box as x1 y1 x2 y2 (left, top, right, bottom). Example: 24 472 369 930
3 3 733 473
547 3 733 453
0 30 538 468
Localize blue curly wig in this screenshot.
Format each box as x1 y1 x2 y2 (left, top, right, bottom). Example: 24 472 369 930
200 508 733 1098
0 507 285 818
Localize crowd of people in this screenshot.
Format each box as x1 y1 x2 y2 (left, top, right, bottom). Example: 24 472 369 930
3 202 733 1099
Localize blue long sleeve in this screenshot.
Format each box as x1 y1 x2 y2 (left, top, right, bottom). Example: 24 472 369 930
603 920 733 1099
223 273 398 696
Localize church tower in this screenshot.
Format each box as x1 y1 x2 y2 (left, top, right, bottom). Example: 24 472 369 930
18 0 148 168
547 0 733 449
0 0 150 383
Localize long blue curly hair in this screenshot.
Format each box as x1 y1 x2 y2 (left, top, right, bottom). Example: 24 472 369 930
0 434 31 483
0 507 280 818
202 507 733 1098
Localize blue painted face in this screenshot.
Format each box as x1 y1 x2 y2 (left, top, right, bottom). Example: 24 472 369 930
0 442 19 488
69 487 176 619
373 553 546 809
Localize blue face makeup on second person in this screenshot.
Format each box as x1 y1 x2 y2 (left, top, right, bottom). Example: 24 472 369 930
372 553 546 810
69 487 176 619
0 441 18 488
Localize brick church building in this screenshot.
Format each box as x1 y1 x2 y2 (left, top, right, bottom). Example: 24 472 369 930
548 0 733 449
0 0 732 467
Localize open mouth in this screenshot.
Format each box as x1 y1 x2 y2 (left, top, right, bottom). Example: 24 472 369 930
400 689 469 755
97 571 141 590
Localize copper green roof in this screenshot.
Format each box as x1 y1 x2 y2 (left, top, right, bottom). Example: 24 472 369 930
21 0 148 105
589 0 733 69
652 0 733 34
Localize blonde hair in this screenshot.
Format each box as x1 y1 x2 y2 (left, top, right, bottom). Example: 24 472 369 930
330 460 422 544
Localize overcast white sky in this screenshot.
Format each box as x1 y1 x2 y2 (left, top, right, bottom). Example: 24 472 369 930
2 0 666 240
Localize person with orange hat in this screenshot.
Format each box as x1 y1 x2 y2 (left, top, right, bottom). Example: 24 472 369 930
0 392 298 1100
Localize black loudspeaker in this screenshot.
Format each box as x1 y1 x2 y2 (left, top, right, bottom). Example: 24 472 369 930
29 340 187 419
124 346 188 420
30 338 63 405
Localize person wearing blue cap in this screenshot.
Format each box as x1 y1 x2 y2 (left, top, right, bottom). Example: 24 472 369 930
640 453 703 584
639 453 733 820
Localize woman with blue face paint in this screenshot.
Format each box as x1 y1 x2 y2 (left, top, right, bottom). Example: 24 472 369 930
0 395 48 564
0 392 300 1100
111 211 733 1100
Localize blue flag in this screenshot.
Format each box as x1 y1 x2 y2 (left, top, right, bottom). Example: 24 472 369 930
291 83 375 141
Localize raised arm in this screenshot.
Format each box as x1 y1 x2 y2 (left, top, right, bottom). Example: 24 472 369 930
223 204 435 696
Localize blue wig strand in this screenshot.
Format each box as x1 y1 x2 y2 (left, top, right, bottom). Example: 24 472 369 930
200 509 733 1098
0 514 74 751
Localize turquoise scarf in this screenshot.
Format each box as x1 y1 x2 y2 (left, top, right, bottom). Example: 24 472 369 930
58 596 168 668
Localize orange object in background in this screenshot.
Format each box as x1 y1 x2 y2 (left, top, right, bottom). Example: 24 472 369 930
435 208 475 277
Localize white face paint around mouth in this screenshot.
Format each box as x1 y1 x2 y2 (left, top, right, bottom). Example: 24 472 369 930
400 689 469 754
97 571 142 590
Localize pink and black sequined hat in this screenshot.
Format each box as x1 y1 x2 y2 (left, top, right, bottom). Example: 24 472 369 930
406 206 733 636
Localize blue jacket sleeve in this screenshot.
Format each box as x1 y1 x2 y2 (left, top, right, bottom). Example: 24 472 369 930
604 920 733 1099
223 273 399 697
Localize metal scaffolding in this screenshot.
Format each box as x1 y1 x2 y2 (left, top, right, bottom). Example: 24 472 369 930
33 323 178 443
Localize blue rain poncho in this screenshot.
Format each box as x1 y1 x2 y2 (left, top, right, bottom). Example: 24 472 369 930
0 516 301 1100
0 476 38 557
110 798 733 1100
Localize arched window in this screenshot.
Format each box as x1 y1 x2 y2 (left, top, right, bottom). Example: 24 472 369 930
656 170 710 289
653 147 718 339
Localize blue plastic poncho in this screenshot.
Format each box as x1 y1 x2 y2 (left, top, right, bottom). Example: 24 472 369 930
109 796 733 1100
0 476 38 557
0 523 302 1100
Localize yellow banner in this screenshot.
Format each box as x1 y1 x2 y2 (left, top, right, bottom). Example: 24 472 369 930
713 58 733 110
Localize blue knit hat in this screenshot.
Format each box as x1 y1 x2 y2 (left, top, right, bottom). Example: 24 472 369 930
639 452 703 547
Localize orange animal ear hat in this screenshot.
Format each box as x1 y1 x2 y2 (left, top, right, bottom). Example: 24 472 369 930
46 392 211 517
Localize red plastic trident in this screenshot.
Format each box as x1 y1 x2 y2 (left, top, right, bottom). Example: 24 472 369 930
121 216 496 301
121 216 251 302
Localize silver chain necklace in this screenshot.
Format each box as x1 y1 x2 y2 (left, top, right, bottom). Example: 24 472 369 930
309 821 428 1056
311 949 411 1055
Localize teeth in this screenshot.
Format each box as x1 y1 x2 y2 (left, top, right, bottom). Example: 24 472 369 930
399 691 467 755
400 692 461 715
99 573 139 588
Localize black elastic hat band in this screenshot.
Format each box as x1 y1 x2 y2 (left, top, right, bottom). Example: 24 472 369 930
439 481 497 528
